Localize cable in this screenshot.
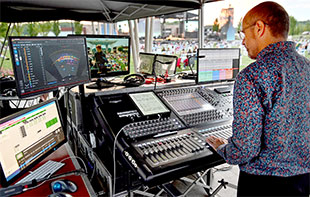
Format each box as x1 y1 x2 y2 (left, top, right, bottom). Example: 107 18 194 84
89 161 96 182
22 169 85 192
59 156 88 175
112 125 127 196
21 155 88 192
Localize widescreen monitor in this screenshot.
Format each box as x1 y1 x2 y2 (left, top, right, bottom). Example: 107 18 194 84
0 98 66 187
9 37 90 98
138 52 156 75
72 35 130 78
197 48 240 84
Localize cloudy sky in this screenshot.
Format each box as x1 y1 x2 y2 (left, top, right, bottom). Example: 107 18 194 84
202 0 310 26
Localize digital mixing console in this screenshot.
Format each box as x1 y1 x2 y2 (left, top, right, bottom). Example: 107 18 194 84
131 128 213 170
90 84 234 184
156 85 233 127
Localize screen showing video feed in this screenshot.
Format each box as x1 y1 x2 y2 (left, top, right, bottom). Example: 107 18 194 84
85 35 130 77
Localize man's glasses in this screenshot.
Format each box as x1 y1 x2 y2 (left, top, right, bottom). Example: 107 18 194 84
238 21 269 40
238 24 255 40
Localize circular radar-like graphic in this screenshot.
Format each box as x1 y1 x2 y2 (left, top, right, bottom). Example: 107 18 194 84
50 49 80 79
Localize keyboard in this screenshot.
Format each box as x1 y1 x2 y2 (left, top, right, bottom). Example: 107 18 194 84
15 160 65 184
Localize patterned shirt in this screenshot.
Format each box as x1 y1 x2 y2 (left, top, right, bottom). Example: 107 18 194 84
217 41 310 177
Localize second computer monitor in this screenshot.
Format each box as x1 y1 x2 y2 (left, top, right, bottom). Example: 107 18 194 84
197 48 240 84
0 98 66 187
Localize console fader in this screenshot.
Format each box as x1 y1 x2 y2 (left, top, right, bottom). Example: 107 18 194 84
131 128 213 171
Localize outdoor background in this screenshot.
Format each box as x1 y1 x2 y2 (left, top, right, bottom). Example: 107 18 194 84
1 0 310 77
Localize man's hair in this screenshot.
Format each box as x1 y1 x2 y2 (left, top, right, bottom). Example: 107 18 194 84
250 1 289 39
96 45 102 49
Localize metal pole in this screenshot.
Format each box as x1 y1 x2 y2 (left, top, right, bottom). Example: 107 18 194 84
198 4 205 48
145 17 150 52
149 17 154 52
129 20 138 73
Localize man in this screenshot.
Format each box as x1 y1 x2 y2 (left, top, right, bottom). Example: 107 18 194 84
94 44 108 74
206 1 310 196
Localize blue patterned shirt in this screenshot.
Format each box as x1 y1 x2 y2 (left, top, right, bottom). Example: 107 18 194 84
217 41 310 177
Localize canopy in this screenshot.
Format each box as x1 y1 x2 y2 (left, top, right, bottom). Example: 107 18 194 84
0 0 222 23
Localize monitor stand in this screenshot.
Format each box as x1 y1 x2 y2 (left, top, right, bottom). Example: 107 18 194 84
86 78 115 89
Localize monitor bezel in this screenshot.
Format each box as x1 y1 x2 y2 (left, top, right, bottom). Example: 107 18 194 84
68 34 131 77
8 36 91 98
196 48 240 85
0 98 67 187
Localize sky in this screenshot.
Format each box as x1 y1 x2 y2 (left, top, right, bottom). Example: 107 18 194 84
202 0 310 26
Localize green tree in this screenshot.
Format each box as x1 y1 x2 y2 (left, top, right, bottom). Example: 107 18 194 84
306 23 310 31
38 22 52 36
0 22 9 39
289 16 297 35
52 21 61 36
237 18 242 32
13 23 25 36
213 18 219 32
26 22 39 36
74 21 83 35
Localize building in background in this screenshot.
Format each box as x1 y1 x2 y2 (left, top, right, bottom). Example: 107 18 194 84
219 5 234 29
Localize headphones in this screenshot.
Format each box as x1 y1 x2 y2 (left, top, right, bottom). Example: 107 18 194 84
122 74 145 87
2 88 17 97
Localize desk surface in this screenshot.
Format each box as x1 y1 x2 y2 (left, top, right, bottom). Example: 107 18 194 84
70 77 196 97
15 143 95 196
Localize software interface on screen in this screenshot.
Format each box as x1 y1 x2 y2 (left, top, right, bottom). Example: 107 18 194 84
197 48 240 83
0 100 65 183
129 92 170 116
9 37 90 98
154 54 177 76
85 36 130 76
138 53 156 75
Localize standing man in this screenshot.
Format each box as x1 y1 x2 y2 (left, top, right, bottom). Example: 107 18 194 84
94 44 109 74
206 1 310 196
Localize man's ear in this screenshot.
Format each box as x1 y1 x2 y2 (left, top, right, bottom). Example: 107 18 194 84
254 20 267 38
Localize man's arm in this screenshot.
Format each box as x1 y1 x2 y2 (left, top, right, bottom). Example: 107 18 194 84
207 72 265 165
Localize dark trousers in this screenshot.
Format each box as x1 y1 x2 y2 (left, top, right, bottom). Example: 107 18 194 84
237 171 309 197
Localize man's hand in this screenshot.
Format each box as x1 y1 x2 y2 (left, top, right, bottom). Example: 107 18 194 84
206 136 228 151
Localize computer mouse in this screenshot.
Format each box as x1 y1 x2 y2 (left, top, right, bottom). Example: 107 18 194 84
51 179 78 193
48 192 72 197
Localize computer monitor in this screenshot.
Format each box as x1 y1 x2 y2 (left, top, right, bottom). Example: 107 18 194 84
0 98 66 187
154 54 178 76
138 52 156 75
9 37 90 98
75 35 130 78
196 48 240 84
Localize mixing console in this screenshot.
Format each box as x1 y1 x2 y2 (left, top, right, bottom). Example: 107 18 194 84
195 121 233 140
123 117 183 139
157 86 232 126
131 128 213 170
198 86 233 117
